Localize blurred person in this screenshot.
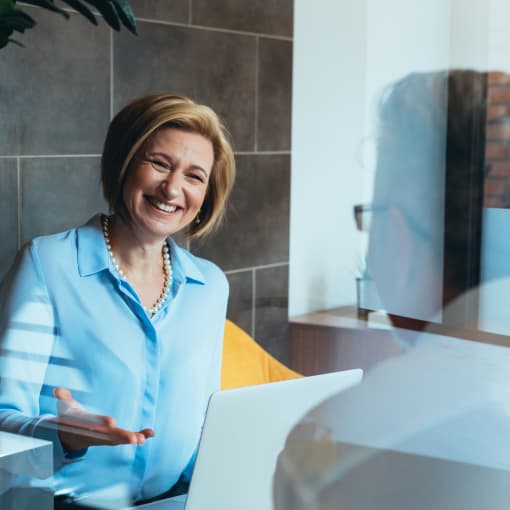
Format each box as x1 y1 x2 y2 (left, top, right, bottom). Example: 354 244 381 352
273 70 510 509
0 94 235 507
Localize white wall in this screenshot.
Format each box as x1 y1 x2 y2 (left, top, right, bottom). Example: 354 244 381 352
291 0 510 334
289 0 367 316
449 0 489 69
364 0 451 201
488 0 510 69
289 0 453 317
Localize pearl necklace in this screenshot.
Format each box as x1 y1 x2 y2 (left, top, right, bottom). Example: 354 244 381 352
102 216 172 317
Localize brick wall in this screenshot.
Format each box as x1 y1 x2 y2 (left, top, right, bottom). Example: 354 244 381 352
485 72 510 208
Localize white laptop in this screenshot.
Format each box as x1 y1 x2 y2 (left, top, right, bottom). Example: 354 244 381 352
133 369 363 510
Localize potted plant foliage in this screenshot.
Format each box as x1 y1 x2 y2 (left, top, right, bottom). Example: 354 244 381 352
0 0 136 49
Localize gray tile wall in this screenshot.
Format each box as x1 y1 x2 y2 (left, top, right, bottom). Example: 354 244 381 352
0 1 293 364
0 159 18 276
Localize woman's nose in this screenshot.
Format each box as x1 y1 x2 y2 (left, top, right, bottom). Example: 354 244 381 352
161 178 179 199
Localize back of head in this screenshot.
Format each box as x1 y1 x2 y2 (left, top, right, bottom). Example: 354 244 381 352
367 70 488 322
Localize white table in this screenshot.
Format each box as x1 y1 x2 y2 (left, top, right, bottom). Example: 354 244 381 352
0 430 53 509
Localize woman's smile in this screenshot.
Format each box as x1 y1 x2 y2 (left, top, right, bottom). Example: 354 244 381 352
145 196 179 214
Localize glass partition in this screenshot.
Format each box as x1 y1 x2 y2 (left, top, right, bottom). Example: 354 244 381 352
281 1 510 509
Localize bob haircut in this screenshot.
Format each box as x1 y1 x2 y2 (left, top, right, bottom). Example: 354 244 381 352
101 93 235 238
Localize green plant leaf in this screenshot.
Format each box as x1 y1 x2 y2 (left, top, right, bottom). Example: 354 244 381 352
0 0 16 17
21 0 70 19
111 0 136 34
0 2 34 48
0 26 12 48
0 22 15 47
60 0 97 25
0 9 36 33
0 0 136 49
82 0 119 31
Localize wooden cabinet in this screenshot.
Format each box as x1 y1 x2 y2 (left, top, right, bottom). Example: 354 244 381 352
289 306 405 376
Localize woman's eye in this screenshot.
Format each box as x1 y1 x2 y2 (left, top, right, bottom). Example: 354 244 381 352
150 159 170 171
189 174 205 183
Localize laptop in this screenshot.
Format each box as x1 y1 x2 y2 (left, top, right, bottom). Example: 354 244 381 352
135 368 363 510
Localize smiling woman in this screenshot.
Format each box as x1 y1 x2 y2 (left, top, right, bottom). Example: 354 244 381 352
102 94 235 238
0 94 235 507
121 128 214 244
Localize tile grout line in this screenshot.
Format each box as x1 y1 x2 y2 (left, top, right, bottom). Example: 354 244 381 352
0 155 101 159
251 268 256 339
135 18 293 41
254 36 259 153
225 261 289 275
110 28 114 120
0 151 290 159
234 150 290 156
16 158 21 250
18 3 293 40
188 0 192 24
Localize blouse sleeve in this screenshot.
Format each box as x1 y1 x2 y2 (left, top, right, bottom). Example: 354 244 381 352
0 242 78 468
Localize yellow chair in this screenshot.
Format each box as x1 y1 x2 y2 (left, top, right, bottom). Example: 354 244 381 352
221 319 302 390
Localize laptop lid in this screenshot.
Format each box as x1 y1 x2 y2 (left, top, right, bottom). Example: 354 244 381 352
127 494 187 510
184 369 363 510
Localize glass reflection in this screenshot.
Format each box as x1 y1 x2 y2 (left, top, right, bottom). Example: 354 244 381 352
274 70 510 509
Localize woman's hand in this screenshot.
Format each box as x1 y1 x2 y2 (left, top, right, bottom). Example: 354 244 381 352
52 387 155 452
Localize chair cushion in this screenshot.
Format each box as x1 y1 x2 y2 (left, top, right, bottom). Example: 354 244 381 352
221 320 301 390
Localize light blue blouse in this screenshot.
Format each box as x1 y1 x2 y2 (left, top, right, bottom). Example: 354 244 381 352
0 215 228 502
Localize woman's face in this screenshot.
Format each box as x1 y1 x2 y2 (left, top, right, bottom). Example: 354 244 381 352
122 127 214 243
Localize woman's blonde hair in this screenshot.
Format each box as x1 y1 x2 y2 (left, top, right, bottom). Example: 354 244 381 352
101 93 235 238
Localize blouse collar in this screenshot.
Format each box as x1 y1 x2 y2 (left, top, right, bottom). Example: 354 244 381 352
76 214 207 285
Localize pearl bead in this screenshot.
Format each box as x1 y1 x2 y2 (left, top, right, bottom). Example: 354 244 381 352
102 215 172 318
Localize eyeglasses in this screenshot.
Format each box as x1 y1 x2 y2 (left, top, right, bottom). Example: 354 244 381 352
354 203 431 240
353 204 378 232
